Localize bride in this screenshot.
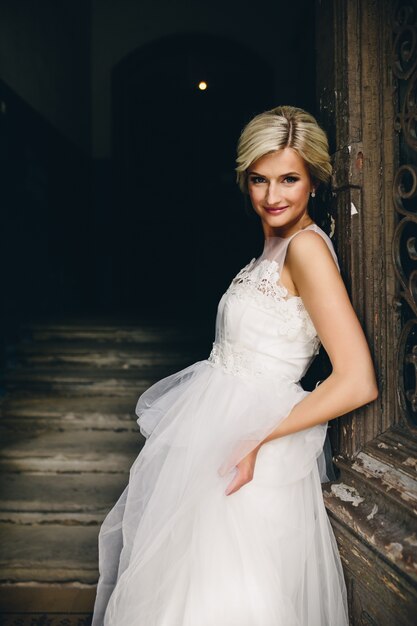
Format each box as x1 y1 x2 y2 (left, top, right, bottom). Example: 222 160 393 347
92 105 378 625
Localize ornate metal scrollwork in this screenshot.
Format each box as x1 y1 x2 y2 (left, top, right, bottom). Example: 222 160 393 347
392 1 417 423
393 5 417 80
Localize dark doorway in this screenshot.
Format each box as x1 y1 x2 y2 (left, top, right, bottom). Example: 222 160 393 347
111 34 274 321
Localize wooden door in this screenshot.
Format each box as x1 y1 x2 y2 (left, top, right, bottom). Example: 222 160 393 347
315 1 417 623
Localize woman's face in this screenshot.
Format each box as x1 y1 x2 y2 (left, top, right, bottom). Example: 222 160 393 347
247 147 315 238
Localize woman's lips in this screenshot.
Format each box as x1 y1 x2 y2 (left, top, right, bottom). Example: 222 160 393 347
264 205 288 214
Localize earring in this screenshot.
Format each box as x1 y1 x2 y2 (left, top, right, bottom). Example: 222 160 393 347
311 190 316 198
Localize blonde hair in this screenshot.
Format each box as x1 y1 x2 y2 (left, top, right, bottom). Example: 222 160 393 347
236 105 332 194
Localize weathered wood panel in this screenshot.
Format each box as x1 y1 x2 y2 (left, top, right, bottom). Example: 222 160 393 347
316 0 397 456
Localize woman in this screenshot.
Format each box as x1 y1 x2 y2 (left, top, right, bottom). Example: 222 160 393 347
92 105 378 625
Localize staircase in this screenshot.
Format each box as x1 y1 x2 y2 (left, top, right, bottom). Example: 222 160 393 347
0 319 212 625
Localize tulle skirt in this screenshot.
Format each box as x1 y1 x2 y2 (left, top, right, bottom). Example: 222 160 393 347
92 359 349 626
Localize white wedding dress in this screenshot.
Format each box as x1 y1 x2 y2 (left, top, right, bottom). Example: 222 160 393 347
92 223 349 626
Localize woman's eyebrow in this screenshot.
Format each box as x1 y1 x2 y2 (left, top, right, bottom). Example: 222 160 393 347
248 170 301 177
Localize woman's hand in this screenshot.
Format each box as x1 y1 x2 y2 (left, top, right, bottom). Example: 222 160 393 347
223 446 260 496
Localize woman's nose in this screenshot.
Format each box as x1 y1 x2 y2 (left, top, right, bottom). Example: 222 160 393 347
266 183 282 205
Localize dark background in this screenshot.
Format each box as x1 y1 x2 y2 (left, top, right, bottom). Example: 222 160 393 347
0 0 316 360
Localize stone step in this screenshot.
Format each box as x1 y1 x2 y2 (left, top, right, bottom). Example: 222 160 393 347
0 522 99 584
0 472 128 524
20 321 213 345
0 394 138 431
7 341 205 370
0 429 142 473
0 582 95 613
0 367 174 396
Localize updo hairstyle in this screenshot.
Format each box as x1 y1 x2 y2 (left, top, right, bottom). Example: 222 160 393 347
235 105 332 194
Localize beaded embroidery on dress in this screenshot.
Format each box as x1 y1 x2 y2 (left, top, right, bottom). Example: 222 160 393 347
92 223 349 626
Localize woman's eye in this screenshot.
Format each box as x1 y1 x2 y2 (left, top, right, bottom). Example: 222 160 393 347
249 176 266 184
283 176 299 184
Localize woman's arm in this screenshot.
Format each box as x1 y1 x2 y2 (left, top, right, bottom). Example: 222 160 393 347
224 231 378 496
260 230 378 444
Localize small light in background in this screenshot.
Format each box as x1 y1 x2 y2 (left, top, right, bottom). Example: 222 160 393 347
198 81 208 91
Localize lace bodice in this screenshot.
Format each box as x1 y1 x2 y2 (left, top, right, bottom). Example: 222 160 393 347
207 224 340 381
226 256 319 342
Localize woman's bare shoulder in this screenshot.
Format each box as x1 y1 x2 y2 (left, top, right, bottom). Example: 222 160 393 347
286 229 339 272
